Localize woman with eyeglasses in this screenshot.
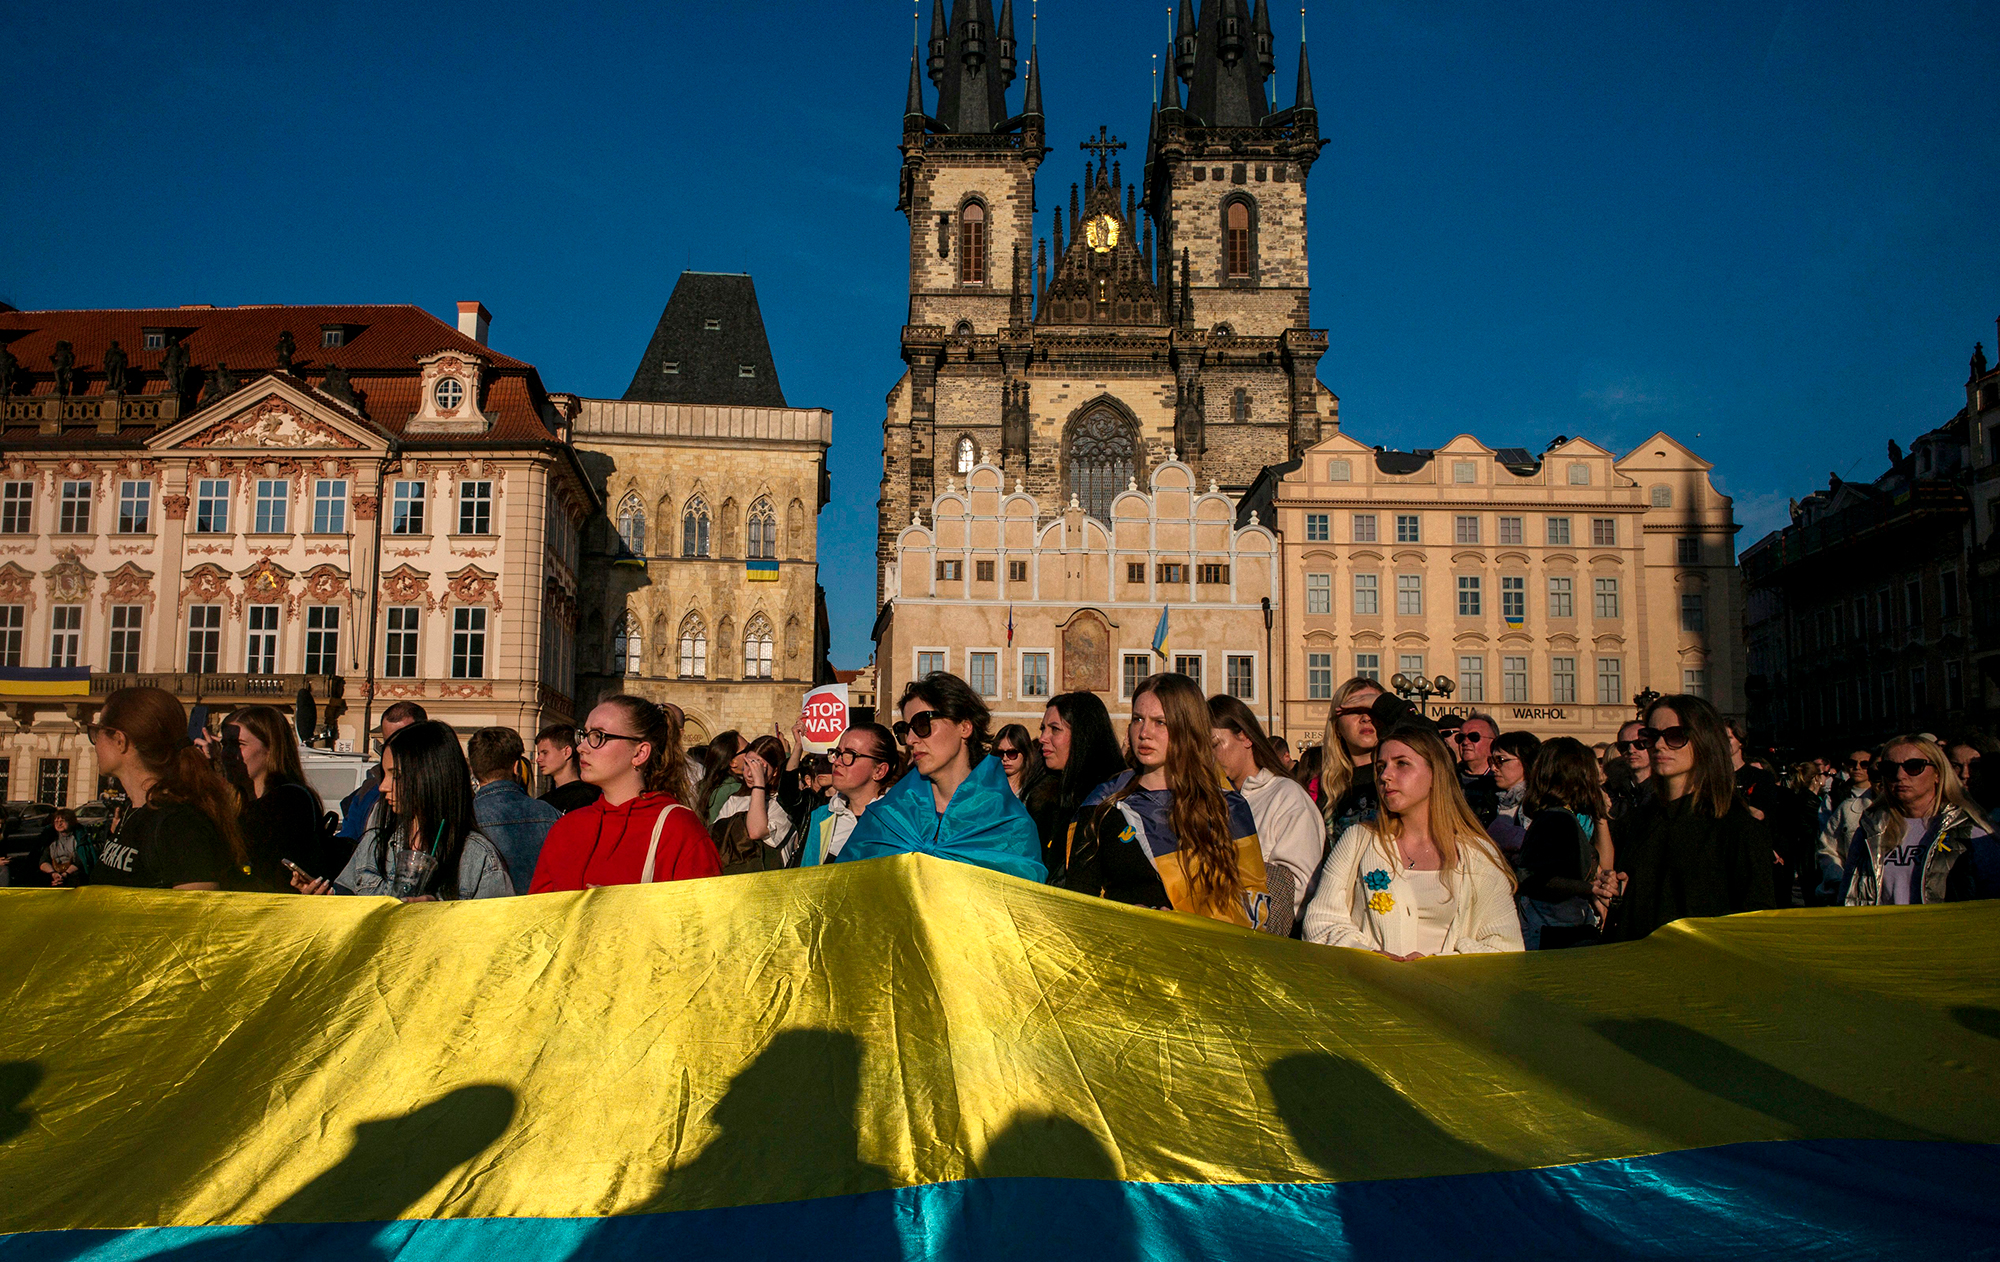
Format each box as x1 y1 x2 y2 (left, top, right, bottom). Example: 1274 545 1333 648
1034 692 1125 882
1064 673 1277 932
1608 694 1775 941
84 687 247 891
1209 694 1323 936
993 724 1046 799
799 724 903 866
1301 724 1522 957
529 695 721 891
834 672 1045 879
295 720 511 900
1485 730 1541 858
1842 736 2000 905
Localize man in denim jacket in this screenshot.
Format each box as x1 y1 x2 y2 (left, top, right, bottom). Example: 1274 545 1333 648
468 727 563 895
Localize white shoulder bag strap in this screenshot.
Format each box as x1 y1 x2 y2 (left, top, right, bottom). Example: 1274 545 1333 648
640 803 690 884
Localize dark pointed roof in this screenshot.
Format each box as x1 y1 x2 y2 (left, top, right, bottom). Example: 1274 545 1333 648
932 0 1010 133
1295 39 1316 110
621 273 787 407
1180 0 1270 128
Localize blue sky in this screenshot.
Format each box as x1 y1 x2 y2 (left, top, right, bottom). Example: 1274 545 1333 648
7 1 1997 667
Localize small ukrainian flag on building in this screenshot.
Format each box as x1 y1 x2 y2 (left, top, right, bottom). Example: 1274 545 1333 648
746 559 780 583
1152 605 1171 660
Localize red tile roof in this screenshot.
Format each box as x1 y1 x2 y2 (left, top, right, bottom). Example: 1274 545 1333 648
0 303 562 450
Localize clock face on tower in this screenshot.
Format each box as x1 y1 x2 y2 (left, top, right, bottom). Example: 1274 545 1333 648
1084 214 1121 253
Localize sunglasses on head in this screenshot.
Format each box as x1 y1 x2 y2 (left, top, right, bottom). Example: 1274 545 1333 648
892 710 947 741
1881 758 1933 779
1636 725 1691 750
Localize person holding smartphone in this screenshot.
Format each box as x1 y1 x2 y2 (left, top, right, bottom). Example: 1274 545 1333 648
293 720 511 900
1608 694 1775 941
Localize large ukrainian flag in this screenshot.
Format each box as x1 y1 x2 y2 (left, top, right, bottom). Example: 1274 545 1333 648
0 856 1995 1259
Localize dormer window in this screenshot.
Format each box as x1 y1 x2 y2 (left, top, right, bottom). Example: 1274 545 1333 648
704 319 721 331
662 361 680 374
321 326 345 348
433 378 464 411
143 330 165 351
738 364 755 378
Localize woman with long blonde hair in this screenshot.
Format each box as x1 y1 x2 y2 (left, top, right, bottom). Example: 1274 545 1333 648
1302 724 1523 957
1844 733 1999 905
1063 673 1279 932
1316 676 1386 831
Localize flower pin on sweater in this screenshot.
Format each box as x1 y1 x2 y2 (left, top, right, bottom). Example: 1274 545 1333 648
1367 891 1395 914
1363 868 1393 892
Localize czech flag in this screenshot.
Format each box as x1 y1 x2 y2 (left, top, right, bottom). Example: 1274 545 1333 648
0 861 1995 1259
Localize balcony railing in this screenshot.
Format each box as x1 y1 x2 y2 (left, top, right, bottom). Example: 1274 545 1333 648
88 673 342 703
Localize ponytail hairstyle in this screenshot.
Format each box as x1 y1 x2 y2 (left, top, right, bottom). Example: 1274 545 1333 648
95 687 247 869
847 722 907 788
1106 672 1242 916
599 694 693 806
379 721 479 900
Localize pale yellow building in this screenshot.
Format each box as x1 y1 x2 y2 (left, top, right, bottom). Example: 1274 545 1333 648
0 301 596 805
876 456 1280 730
1256 429 1744 746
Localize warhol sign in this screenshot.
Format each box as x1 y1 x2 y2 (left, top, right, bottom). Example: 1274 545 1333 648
799 683 850 753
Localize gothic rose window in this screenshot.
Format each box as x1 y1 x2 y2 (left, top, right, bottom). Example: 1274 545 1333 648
959 203 986 284
1068 410 1135 521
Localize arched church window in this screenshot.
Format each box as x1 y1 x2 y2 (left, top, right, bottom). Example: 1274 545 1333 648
1067 409 1136 521
615 492 645 556
1226 201 1252 278
955 436 975 475
682 496 711 557
744 615 774 680
959 203 986 284
747 498 777 560
678 613 708 678
612 613 642 676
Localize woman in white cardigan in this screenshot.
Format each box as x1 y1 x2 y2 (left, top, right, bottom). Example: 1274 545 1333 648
1302 724 1524 957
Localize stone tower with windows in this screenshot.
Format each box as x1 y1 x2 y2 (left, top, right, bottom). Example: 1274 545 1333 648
877 0 1336 605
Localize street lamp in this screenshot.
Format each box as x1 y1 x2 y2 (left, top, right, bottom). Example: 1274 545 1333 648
1632 686 1661 716
1390 672 1455 716
1260 596 1275 734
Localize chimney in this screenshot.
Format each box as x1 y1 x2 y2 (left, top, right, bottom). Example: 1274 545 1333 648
457 301 491 346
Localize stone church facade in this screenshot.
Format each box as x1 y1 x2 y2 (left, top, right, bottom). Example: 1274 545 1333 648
877 0 1336 607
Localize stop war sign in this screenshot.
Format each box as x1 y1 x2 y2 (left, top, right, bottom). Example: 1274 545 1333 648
799 683 849 753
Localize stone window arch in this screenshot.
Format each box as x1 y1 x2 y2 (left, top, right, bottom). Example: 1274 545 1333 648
744 613 775 680
615 491 645 556
681 495 711 557
955 435 976 475
1221 194 1259 285
612 611 642 676
747 497 777 560
1063 402 1141 521
678 612 708 678
958 199 988 285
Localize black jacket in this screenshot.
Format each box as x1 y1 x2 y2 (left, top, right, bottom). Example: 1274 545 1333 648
1612 793 1776 941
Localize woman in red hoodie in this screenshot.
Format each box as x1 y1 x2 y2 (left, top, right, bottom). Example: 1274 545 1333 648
529 694 721 891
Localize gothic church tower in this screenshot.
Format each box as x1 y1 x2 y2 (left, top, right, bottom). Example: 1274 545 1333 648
878 0 1334 604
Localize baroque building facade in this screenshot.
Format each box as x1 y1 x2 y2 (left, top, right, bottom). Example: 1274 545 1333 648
571 273 833 744
1257 430 1743 745
876 456 1278 729
877 0 1336 606
0 302 594 806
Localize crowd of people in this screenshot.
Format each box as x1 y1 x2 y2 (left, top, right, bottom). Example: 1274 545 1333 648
39 674 2000 958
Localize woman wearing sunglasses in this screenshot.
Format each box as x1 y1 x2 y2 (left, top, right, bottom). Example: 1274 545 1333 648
1302 724 1522 957
833 672 1045 880
1608 694 1775 940
528 695 721 892
798 724 903 867
1485 731 1542 858
1842 736 1999 905
1064 673 1277 932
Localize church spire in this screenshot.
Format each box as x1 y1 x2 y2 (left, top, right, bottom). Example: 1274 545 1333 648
1181 0 1270 127
927 0 948 85
934 0 1010 133
1022 27 1042 116
1294 37 1315 111
997 0 1017 87
906 44 927 118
